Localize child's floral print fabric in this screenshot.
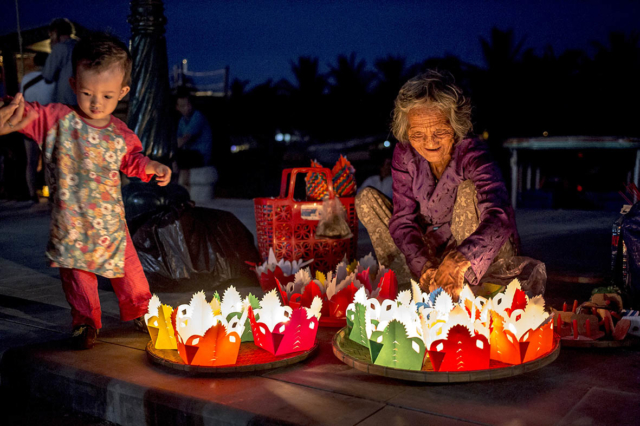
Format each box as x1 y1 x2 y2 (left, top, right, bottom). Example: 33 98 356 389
43 113 130 277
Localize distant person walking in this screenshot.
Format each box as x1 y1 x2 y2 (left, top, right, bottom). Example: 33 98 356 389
43 18 77 105
175 88 212 169
21 52 55 203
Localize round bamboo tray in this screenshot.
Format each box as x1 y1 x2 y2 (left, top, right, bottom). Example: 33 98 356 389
147 340 318 373
561 336 640 348
332 327 561 383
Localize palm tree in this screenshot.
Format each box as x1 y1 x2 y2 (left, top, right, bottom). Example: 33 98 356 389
372 55 407 131
326 53 374 137
588 32 640 135
287 56 326 99
327 52 372 100
475 28 531 144
480 28 529 71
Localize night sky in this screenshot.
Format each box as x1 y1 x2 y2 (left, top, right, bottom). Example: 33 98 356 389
1 0 638 87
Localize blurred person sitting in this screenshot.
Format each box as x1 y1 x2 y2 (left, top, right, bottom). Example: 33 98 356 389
43 18 78 105
22 52 55 203
175 87 212 172
358 155 393 199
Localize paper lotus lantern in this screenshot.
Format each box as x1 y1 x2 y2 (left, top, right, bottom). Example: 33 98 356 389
218 286 260 342
145 295 178 350
413 286 492 371
173 291 246 366
277 254 398 323
248 290 322 355
428 324 490 372
346 286 425 370
250 247 313 292
486 280 553 365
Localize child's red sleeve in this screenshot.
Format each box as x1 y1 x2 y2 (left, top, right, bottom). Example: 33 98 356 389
18 102 69 144
117 121 153 182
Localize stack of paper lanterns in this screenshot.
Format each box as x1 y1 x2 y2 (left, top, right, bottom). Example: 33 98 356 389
276 254 398 322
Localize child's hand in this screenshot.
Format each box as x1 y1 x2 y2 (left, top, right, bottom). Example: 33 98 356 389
0 93 38 136
146 160 172 186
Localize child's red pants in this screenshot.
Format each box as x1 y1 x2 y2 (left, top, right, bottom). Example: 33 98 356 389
59 230 151 330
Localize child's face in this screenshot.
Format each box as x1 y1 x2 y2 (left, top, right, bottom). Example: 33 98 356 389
70 64 130 126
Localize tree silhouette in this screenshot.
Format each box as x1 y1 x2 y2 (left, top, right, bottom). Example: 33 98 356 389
474 28 532 145
287 56 327 99
327 53 375 137
588 32 640 135
229 77 250 98
282 56 327 137
372 55 407 130
328 52 372 99
480 28 529 71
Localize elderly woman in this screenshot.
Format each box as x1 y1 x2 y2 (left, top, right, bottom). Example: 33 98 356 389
356 70 520 299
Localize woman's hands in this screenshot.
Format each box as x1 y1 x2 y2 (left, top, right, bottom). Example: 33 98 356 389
0 93 38 136
420 250 471 301
145 160 172 186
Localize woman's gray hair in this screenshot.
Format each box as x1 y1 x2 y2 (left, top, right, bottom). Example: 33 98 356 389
392 70 472 144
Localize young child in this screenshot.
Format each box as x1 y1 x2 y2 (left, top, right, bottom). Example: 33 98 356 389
0 33 171 349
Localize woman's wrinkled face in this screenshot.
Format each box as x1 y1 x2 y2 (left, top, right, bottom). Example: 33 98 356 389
407 106 455 165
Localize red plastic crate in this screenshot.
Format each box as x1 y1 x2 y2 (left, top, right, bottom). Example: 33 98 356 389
254 167 358 273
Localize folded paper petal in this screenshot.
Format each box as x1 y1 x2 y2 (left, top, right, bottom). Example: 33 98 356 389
490 312 528 365
146 304 177 350
258 266 293 293
376 269 398 302
520 318 554 363
300 281 324 308
356 269 373 294
428 325 490 372
329 283 358 318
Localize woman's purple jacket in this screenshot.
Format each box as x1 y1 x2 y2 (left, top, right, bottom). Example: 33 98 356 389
389 138 519 285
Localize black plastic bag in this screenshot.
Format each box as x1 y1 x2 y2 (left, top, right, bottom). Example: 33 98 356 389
122 180 191 221
129 203 260 291
621 202 640 308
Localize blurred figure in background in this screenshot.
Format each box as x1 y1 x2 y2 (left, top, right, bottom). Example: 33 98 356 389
43 18 77 105
358 154 393 199
175 88 212 170
22 52 55 203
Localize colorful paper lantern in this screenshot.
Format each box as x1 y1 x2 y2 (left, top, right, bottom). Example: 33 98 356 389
173 291 247 366
249 290 323 355
250 247 313 292
144 295 177 350
346 286 425 369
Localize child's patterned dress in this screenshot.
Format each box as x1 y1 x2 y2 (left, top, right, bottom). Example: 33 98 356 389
19 102 153 278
